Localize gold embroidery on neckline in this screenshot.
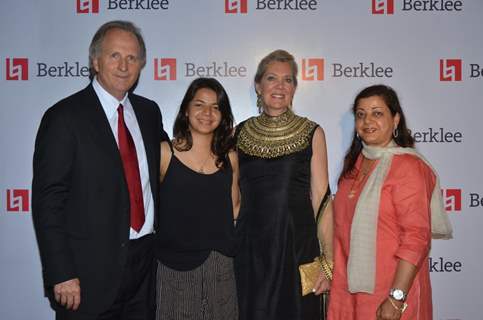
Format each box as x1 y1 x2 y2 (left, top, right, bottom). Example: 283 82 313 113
237 110 317 159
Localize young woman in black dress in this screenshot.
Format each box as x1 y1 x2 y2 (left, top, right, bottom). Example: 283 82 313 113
154 78 240 320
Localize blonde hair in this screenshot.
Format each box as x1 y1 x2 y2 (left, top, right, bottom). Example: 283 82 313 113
254 49 298 87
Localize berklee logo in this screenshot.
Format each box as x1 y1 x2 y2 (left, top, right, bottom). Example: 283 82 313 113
412 128 463 143
301 58 324 81
440 59 462 81
5 58 28 80
154 58 176 80
372 0 394 14
402 0 463 12
373 0 464 14
225 0 248 13
6 189 29 212
429 257 462 273
77 0 99 14
442 188 462 212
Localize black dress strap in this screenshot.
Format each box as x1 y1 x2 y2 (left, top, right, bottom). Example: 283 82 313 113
167 139 175 155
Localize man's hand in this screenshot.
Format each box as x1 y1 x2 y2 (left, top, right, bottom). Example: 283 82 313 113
54 278 81 310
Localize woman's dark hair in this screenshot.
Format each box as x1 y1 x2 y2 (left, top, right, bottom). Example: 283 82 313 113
173 77 235 169
338 84 414 183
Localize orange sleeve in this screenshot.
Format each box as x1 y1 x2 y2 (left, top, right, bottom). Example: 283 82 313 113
390 155 435 268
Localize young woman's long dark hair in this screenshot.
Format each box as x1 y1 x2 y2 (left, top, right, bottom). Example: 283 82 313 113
173 77 235 169
338 84 415 183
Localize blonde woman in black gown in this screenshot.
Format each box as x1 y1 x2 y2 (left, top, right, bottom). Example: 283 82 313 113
235 50 333 320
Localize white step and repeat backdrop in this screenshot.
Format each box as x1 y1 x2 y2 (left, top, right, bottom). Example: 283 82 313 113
1 0 482 319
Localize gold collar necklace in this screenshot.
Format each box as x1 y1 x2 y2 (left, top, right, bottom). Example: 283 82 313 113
237 109 317 159
257 109 296 128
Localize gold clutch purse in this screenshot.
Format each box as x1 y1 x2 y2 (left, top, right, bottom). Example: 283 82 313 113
299 258 322 296
299 188 334 296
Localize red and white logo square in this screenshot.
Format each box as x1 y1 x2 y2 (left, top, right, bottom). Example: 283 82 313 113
225 0 248 14
301 58 324 81
6 189 29 212
440 59 462 81
442 188 462 212
372 0 394 15
154 58 177 81
77 0 99 14
5 58 28 80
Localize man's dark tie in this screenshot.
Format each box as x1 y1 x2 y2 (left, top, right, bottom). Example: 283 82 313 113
117 104 145 232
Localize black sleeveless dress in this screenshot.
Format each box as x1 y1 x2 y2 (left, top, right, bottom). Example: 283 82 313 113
155 150 236 269
235 110 324 320
154 148 238 320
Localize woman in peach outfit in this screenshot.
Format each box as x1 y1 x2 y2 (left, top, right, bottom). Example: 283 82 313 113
328 85 452 320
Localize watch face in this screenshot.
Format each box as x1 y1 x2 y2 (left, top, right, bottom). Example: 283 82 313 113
392 289 404 300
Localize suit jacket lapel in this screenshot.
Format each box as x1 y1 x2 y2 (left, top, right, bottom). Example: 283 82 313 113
81 84 124 170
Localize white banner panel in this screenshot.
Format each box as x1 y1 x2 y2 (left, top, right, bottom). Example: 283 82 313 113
1 0 482 319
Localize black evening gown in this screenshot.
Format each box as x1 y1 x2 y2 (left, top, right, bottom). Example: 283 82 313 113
235 122 324 320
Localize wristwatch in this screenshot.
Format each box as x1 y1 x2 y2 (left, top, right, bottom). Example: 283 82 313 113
389 288 407 302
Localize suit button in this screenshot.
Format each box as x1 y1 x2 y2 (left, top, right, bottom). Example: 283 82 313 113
121 242 127 248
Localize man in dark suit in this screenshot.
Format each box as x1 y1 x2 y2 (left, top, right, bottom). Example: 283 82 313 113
32 20 166 320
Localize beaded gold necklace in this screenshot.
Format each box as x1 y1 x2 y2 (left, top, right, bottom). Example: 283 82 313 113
237 109 317 159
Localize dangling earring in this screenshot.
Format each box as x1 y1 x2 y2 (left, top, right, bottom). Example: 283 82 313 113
393 127 399 138
256 93 263 111
356 132 360 140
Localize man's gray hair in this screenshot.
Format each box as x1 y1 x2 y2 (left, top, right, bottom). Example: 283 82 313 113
88 20 146 79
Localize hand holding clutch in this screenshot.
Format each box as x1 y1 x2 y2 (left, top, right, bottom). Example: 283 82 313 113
299 255 333 296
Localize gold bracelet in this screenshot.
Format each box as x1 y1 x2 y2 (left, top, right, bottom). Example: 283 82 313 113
318 254 333 281
388 298 408 313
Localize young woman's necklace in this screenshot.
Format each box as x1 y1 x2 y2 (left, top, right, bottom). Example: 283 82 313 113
195 153 213 174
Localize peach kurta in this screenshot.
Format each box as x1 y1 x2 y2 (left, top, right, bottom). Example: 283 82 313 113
328 154 434 320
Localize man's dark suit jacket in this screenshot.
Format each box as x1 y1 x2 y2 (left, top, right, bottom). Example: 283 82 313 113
32 84 166 315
